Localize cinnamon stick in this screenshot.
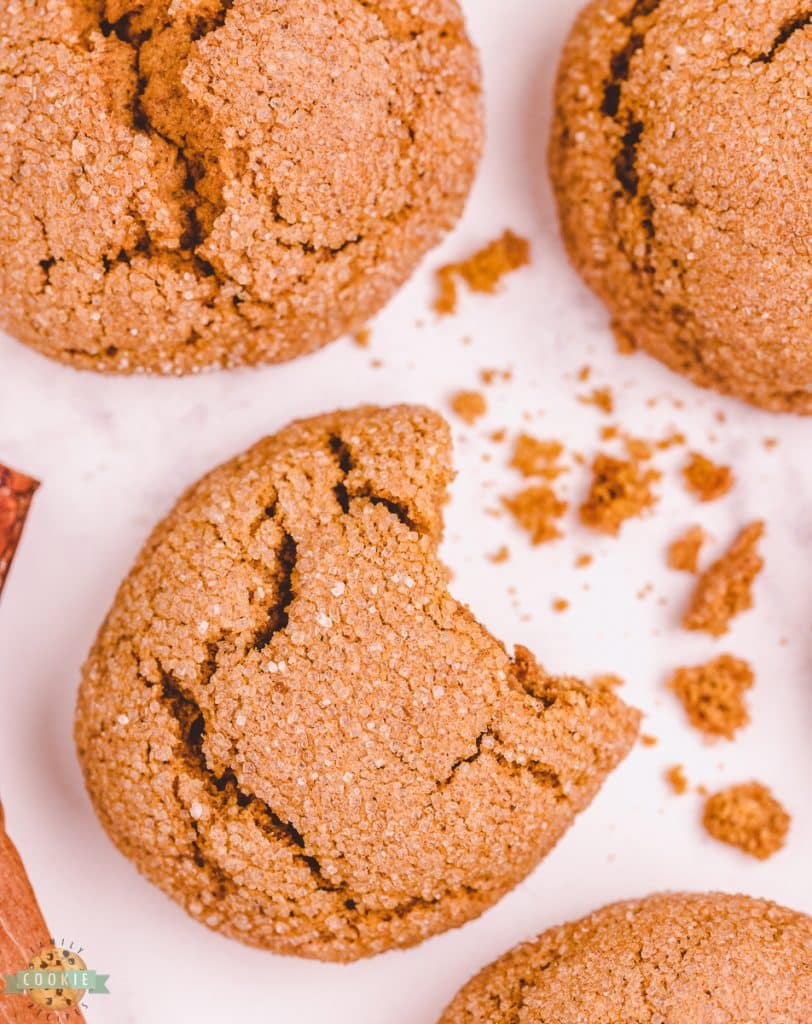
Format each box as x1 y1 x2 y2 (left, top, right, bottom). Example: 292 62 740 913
0 467 38 600
1 802 87 1021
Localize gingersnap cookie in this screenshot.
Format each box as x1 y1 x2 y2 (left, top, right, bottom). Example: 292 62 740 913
75 405 639 961
439 892 812 1023
0 1 482 375
549 0 812 412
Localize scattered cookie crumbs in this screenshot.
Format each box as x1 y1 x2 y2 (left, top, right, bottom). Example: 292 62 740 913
575 553 593 568
578 387 614 414
667 525 706 574
577 365 591 381
580 454 660 535
353 328 371 348
684 521 765 636
600 424 619 441
480 367 512 386
668 654 753 740
763 437 778 451
656 432 686 451
502 485 568 546
640 734 658 747
433 230 531 315
666 765 688 795
449 390 487 426
552 598 569 613
489 429 507 444
488 546 510 564
510 434 565 479
683 452 735 502
703 782 790 860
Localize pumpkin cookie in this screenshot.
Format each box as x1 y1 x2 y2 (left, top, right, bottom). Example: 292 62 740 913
75 405 639 961
439 892 812 1023
0 0 482 374
550 0 812 412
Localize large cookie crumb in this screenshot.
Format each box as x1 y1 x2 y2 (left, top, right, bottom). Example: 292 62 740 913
683 453 734 502
684 521 765 635
450 390 488 425
703 782 790 860
502 485 568 545
434 230 530 315
668 654 753 740
667 525 706 574
579 453 660 535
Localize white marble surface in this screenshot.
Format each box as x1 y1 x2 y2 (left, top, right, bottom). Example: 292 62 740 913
0 1 810 1021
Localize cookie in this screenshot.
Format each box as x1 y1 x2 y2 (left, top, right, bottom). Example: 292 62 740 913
549 0 812 412
438 892 812 1023
0 1 482 374
75 405 639 961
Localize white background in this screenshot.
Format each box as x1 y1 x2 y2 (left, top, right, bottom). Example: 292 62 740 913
1 1 810 1020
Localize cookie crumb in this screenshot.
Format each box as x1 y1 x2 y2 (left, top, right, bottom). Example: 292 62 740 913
667 525 706 574
552 598 569 613
703 782 790 860
488 546 510 564
684 522 765 636
434 230 531 315
489 428 507 444
575 553 593 569
578 387 614 414
450 390 487 425
683 452 734 502
623 436 653 460
580 454 660 535
503 485 567 545
510 434 565 479
640 733 658 747
666 764 688 795
353 328 372 348
668 654 753 740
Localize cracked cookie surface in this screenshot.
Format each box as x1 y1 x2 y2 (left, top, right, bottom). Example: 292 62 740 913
74 405 639 961
549 0 812 413
0 0 482 374
439 892 812 1023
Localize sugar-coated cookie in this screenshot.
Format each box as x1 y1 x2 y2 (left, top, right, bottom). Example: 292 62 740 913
439 892 812 1022
550 0 812 412
0 1 483 374
75 405 639 961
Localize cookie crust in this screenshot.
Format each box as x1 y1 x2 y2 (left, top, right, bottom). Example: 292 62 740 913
75 405 639 961
439 892 812 1022
0 0 483 374
549 0 812 412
